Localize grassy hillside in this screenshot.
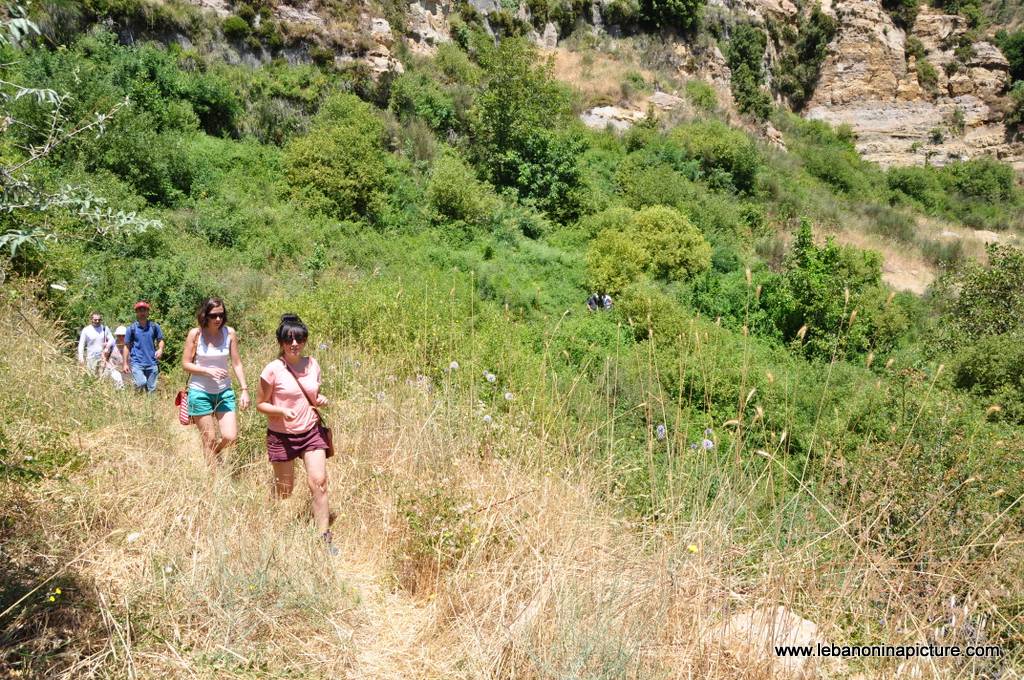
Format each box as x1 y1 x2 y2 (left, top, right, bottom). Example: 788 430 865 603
1 6 1023 677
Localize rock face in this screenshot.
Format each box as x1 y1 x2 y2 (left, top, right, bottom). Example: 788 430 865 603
805 0 1022 168
406 0 454 54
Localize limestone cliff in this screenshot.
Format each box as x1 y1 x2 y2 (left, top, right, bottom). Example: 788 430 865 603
805 0 1021 168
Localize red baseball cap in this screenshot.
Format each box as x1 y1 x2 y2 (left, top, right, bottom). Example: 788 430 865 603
133 301 150 310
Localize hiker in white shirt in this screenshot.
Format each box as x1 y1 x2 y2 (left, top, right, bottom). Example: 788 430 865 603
78 312 114 377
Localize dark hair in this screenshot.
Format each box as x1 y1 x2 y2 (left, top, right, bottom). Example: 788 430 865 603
276 313 309 347
197 297 227 328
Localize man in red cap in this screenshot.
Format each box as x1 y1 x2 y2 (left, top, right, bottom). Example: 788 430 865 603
123 301 165 393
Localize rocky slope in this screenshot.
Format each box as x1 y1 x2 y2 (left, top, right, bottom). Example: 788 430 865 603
805 0 1021 168
170 0 1022 168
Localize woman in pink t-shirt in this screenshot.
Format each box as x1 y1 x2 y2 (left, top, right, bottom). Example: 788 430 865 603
256 313 335 552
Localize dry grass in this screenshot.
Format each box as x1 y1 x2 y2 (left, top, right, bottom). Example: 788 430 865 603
1 290 1020 678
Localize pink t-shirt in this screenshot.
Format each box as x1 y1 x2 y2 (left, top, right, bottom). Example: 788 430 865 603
260 357 322 434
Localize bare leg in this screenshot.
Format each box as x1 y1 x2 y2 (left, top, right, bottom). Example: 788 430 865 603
193 413 219 465
213 410 238 457
301 449 330 533
271 460 295 498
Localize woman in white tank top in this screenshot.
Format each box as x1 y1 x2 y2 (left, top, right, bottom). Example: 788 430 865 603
182 297 250 465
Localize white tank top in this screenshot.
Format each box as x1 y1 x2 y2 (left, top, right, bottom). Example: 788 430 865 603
189 326 231 393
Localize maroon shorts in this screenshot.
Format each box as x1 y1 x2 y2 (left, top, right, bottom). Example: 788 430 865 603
267 425 331 462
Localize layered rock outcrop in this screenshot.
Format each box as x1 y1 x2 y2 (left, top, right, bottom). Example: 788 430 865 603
805 0 1021 168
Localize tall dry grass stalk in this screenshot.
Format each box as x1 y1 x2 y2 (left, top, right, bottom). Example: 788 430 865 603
0 289 1019 678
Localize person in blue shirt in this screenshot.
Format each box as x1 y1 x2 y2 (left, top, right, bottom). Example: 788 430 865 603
123 300 165 393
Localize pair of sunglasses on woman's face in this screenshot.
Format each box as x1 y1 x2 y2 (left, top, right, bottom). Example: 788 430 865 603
208 312 225 320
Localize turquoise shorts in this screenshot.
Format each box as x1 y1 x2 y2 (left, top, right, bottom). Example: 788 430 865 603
187 387 236 416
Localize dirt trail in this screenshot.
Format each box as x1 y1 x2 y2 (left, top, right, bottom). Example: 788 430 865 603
164 413 443 678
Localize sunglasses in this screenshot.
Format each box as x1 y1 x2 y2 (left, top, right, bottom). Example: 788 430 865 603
208 312 225 320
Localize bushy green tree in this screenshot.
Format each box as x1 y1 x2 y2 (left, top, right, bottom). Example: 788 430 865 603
726 23 772 119
630 205 711 281
472 38 585 223
882 0 919 28
283 93 391 219
426 151 499 229
670 120 762 193
585 205 710 292
772 6 837 109
388 71 456 131
933 244 1024 349
762 220 909 359
586 227 648 293
641 0 704 30
996 29 1024 83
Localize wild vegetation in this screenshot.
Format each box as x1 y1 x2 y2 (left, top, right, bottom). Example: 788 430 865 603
1 1 1023 677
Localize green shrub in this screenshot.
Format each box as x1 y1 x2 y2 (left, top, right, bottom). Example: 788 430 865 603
905 36 927 61
883 0 919 28
283 93 392 219
670 120 762 193
916 59 939 92
640 0 704 30
586 227 649 293
996 29 1024 83
426 152 500 229
603 0 641 24
726 23 772 119
616 279 686 340
630 205 711 281
762 220 909 360
222 15 250 39
684 79 717 111
772 6 837 109
952 330 1024 422
931 244 1024 353
585 205 710 292
943 157 1016 202
388 71 456 131
1006 80 1024 132
472 38 585 223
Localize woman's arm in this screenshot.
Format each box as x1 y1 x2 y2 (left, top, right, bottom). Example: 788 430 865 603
228 328 250 409
256 376 295 419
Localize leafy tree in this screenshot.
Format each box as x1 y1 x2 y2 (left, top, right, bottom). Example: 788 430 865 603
388 71 456 132
472 38 585 223
933 244 1024 349
283 93 391 220
641 0 704 30
585 205 710 292
772 6 837 109
426 151 499 229
762 219 908 360
882 0 920 28
670 120 762 193
630 205 711 281
726 23 772 119
1 11 159 258
996 29 1024 83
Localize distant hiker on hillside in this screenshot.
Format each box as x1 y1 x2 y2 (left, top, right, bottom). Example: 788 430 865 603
182 298 249 465
586 292 600 312
123 301 165 393
256 313 336 554
78 312 114 377
602 293 613 311
102 325 128 389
